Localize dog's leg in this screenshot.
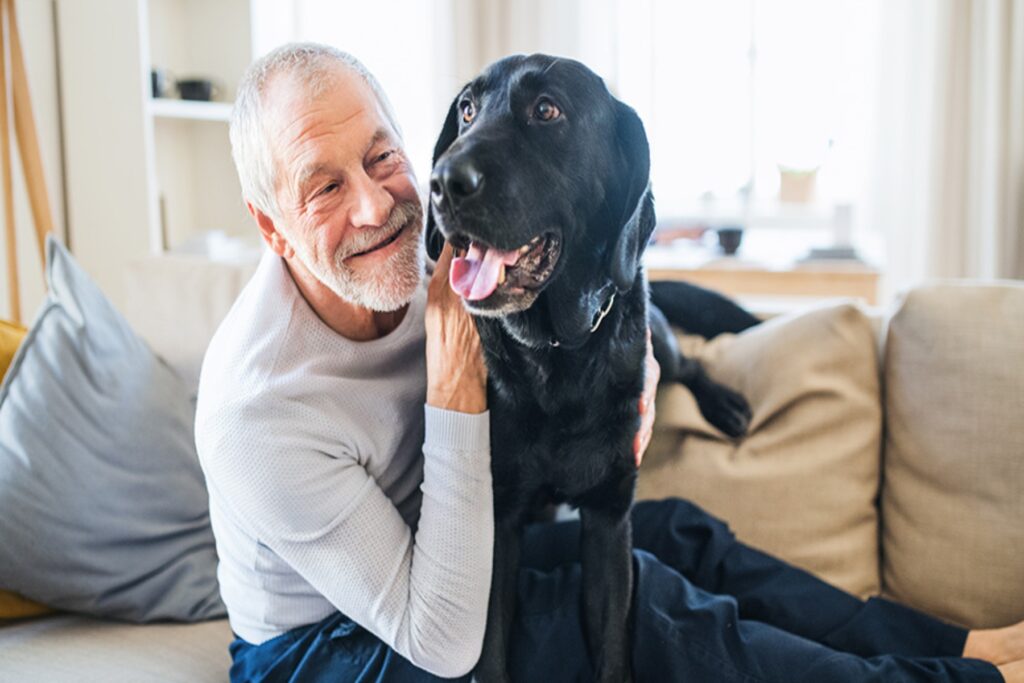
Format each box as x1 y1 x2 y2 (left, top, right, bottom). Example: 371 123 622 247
678 358 752 439
475 516 521 683
580 485 635 683
650 304 751 438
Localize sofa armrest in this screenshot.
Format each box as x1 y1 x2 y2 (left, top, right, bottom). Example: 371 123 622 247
123 253 260 392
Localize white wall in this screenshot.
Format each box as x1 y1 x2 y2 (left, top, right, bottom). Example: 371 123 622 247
0 0 66 323
55 0 152 314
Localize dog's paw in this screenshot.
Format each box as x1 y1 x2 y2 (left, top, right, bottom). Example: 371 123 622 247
696 382 752 439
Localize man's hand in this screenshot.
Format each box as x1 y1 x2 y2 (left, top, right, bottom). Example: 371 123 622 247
633 328 660 467
425 243 488 414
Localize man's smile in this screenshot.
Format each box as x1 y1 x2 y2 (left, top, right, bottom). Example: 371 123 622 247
348 221 409 260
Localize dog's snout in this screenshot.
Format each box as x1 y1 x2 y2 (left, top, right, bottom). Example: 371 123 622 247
432 158 484 205
429 178 444 204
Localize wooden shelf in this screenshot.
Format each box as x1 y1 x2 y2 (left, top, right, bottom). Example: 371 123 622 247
148 98 232 122
647 263 880 305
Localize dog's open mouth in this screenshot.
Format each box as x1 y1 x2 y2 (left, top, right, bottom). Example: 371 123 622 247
448 232 561 301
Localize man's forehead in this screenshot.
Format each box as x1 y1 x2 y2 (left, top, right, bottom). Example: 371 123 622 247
264 68 395 166
264 66 373 123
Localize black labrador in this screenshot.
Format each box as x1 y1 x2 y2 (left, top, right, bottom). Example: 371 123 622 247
426 54 759 682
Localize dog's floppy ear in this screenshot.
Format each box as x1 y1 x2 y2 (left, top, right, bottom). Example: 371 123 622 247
425 95 462 262
609 101 656 292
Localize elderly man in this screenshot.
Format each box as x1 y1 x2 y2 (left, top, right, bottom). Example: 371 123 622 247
195 43 1022 682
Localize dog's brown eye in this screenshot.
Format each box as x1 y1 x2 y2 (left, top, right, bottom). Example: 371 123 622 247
460 100 476 124
534 98 561 121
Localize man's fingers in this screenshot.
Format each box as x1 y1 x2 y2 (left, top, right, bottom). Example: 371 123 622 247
432 242 454 276
429 242 459 302
635 405 655 466
634 327 661 467
438 241 454 264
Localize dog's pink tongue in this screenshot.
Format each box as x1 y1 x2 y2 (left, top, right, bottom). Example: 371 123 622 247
450 242 521 301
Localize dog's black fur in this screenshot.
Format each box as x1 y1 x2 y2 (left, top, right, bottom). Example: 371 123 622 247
426 54 759 682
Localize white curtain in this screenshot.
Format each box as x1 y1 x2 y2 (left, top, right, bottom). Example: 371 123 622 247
931 0 1024 281
872 0 1024 297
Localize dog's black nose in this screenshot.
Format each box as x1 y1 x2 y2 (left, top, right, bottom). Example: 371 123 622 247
431 158 484 205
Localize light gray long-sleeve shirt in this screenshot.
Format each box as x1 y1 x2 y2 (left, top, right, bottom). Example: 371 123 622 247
194 250 493 677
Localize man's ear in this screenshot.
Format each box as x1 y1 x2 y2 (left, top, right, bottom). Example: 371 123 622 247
248 202 294 259
609 101 656 293
425 93 462 262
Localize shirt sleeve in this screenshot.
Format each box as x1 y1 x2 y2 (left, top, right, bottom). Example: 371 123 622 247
202 402 493 678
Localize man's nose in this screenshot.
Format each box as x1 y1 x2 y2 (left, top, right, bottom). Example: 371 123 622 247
350 176 395 229
430 156 484 207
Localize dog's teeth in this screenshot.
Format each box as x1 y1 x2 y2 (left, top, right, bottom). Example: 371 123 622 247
498 264 506 285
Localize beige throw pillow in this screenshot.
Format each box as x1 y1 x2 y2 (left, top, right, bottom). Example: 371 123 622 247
638 303 883 598
882 282 1024 628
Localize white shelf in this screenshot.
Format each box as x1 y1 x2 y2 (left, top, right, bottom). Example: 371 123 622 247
149 98 232 122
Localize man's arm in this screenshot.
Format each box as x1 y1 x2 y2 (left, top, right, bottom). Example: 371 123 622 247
198 245 492 678
202 403 491 678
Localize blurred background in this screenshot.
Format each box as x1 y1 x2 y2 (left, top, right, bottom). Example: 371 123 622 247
4 0 1023 319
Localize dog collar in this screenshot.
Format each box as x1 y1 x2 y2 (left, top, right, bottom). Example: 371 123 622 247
549 288 617 348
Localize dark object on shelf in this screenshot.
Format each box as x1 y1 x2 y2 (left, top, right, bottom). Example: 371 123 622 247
177 79 215 102
717 226 744 255
150 68 171 98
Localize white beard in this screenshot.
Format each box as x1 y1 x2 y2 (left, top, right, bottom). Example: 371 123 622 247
295 200 425 312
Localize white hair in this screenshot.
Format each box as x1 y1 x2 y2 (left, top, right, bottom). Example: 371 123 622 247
229 42 402 220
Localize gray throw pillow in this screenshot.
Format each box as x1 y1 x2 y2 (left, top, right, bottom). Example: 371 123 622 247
0 236 225 622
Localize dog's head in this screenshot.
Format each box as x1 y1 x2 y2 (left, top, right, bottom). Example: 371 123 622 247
426 54 654 345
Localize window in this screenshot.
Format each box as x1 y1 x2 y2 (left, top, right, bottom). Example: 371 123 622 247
605 0 883 262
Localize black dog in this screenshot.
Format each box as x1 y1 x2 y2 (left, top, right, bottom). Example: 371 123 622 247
426 54 759 682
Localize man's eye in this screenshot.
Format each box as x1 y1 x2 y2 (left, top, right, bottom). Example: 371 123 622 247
319 183 338 196
534 98 561 121
376 150 394 164
460 100 476 124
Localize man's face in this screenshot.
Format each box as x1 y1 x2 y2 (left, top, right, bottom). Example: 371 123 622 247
265 67 424 312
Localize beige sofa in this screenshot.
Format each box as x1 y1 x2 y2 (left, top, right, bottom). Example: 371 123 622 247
1 253 1021 682
637 282 1024 630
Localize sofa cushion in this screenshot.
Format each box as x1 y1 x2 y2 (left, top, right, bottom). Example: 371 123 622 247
0 590 54 621
638 302 883 598
1 320 56 621
0 319 26 377
0 614 232 682
0 236 224 622
882 282 1024 628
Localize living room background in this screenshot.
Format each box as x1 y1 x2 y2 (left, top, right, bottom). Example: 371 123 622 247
1 0 1022 321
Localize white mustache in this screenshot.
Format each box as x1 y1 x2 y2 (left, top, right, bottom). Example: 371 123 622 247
341 201 423 258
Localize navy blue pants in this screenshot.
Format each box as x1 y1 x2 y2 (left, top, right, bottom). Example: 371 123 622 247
229 498 1002 682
